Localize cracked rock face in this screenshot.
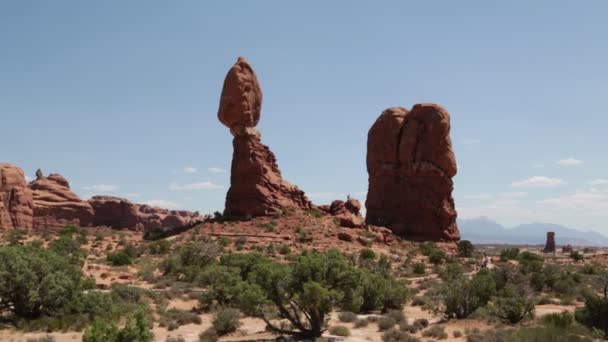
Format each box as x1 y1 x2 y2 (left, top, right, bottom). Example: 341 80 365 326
218 57 312 218
0 163 33 229
365 103 460 241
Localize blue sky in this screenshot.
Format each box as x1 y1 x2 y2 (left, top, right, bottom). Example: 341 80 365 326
2 1 608 234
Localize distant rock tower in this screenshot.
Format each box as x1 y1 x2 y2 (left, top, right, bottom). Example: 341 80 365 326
544 231 556 253
217 57 312 218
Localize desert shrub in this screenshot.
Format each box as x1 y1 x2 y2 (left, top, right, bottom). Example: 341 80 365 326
329 325 351 336
411 296 426 306
543 311 574 329
384 310 406 324
412 262 425 275
162 242 220 281
422 326 448 339
234 236 247 250
413 318 429 328
582 263 603 275
198 328 219 342
148 239 170 255
382 328 420 342
107 251 133 266
458 240 475 257
354 318 368 328
419 242 438 256
428 249 446 265
0 245 86 319
159 308 202 330
499 248 519 261
165 337 186 342
360 269 410 312
493 284 535 324
440 262 465 281
453 330 463 338
338 311 358 323
442 270 496 319
3 228 26 245
575 292 608 338
507 325 593 342
377 316 396 331
278 244 291 255
26 336 55 342
570 251 584 262
212 307 241 336
359 248 376 263
82 311 152 342
518 251 544 274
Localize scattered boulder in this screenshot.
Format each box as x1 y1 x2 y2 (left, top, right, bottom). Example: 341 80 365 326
0 163 33 229
320 196 364 228
218 57 312 218
544 231 556 253
29 169 94 230
365 104 460 241
337 231 354 242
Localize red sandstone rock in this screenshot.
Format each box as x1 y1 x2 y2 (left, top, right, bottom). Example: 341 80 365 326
218 57 312 218
0 163 33 229
366 104 460 242
218 56 262 132
544 231 556 253
320 196 364 228
29 169 93 230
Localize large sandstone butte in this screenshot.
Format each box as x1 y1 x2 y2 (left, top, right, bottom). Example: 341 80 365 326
0 163 33 229
30 169 95 230
218 57 312 218
366 104 460 241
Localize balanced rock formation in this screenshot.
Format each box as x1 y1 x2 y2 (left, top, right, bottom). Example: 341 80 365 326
366 104 460 241
218 57 312 218
544 231 556 253
0 163 33 229
319 196 364 228
29 169 94 230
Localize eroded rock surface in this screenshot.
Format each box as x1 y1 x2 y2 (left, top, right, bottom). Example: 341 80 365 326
30 170 94 230
320 196 364 228
366 103 460 241
218 57 312 218
0 163 33 229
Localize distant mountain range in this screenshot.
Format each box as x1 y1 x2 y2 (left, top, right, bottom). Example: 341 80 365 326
458 217 608 247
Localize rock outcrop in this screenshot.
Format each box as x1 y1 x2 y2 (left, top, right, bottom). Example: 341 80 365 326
0 163 33 229
29 169 94 230
544 231 556 253
366 104 460 241
218 57 312 218
320 196 364 228
88 196 203 232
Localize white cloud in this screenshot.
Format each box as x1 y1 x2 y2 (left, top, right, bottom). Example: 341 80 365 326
142 199 181 209
463 194 494 200
537 192 608 216
208 167 226 174
500 192 528 198
83 184 118 192
183 166 198 173
511 176 564 188
588 179 608 186
557 158 583 166
169 181 223 191
25 175 32 182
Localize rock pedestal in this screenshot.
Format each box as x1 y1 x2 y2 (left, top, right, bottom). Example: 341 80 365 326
544 231 556 253
218 57 312 218
0 163 33 229
365 104 460 241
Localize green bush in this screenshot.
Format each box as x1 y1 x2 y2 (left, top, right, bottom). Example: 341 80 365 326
354 318 368 328
198 328 218 342
419 242 438 256
458 240 475 257
83 311 152 342
148 240 171 255
428 249 446 265
329 325 351 336
377 316 396 331
500 248 520 261
159 308 202 330
412 263 425 275
570 251 584 262
382 328 420 342
162 242 220 281
575 292 608 338
212 307 241 335
493 284 535 324
422 325 448 339
384 310 406 324
26 336 55 342
338 311 357 323
543 311 574 329
107 251 133 266
442 270 496 319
